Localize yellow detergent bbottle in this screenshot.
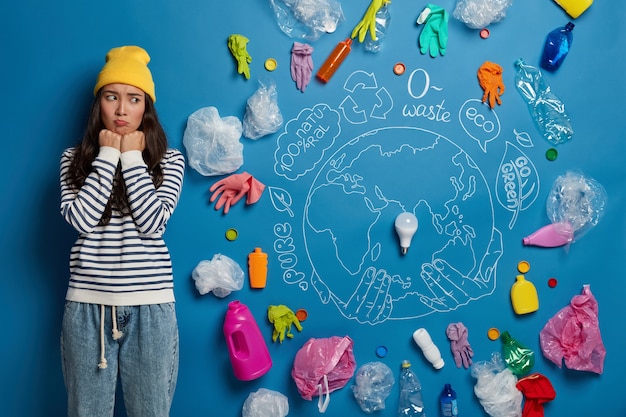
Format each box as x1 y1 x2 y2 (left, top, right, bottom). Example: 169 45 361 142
510 274 539 314
553 0 593 19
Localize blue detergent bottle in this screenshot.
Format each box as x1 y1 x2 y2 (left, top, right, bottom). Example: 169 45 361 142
440 384 459 416
540 22 574 72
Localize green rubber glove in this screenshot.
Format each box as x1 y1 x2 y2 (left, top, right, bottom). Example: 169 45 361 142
417 4 448 57
351 0 391 43
227 34 252 79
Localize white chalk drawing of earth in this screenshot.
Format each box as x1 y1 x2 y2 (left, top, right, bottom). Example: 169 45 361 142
303 126 503 324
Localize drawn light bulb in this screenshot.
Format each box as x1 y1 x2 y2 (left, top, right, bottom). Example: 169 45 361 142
395 212 418 255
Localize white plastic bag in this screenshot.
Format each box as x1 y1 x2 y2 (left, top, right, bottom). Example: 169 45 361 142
242 388 289 417
183 106 244 176
192 254 244 298
243 80 283 140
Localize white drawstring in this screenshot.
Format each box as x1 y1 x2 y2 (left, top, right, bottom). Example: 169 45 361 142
98 305 108 369
98 305 124 370
111 306 123 340
317 374 330 413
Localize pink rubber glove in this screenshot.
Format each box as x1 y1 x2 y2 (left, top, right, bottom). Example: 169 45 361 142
291 42 314 92
446 322 473 368
209 172 266 214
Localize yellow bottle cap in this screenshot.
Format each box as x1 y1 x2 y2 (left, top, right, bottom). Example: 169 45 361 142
487 327 500 340
264 58 277 71
225 228 238 241
517 260 530 274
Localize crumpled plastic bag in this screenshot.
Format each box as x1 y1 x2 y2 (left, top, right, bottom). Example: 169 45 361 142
471 352 523 417
183 106 244 176
191 254 244 298
292 335 356 412
539 284 606 374
453 0 512 29
269 0 345 41
352 362 394 413
242 388 289 417
243 80 283 140
546 170 607 242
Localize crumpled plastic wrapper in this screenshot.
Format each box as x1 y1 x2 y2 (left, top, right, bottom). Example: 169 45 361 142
546 170 607 242
243 80 283 140
471 352 523 417
453 0 513 29
192 254 244 298
183 106 244 176
539 285 606 374
242 388 289 417
269 0 345 41
352 362 395 413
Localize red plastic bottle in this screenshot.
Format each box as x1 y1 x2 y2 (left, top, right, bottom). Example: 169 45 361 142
316 38 352 83
223 301 272 380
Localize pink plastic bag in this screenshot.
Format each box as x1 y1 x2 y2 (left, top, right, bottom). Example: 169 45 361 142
539 285 606 374
291 336 356 412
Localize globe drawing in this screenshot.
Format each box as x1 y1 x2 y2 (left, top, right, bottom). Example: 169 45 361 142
303 126 503 323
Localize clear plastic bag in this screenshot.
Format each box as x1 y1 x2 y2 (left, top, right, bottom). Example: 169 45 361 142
243 79 283 140
269 0 345 41
183 106 244 176
471 352 523 417
242 388 289 417
453 0 513 29
352 362 395 413
546 170 607 242
191 254 244 298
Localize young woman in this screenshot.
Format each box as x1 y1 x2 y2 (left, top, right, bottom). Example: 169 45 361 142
59 45 185 417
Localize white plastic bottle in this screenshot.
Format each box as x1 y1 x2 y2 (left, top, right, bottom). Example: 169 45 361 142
412 328 445 369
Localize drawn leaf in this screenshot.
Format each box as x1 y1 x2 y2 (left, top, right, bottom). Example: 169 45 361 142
268 186 294 217
495 142 540 229
513 129 534 148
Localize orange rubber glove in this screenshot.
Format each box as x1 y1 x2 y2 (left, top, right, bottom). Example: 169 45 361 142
478 61 505 108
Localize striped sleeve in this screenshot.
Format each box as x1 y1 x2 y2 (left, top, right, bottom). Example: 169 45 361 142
60 147 121 234
120 148 185 236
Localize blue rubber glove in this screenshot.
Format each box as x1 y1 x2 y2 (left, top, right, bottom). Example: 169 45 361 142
417 4 449 57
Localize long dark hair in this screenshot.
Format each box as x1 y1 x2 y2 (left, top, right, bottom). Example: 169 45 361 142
67 89 168 225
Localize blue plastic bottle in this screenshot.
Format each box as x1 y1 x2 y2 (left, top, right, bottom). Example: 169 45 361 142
540 22 574 72
397 360 425 417
440 384 459 416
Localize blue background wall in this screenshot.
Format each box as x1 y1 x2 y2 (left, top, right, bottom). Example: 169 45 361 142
2 0 625 416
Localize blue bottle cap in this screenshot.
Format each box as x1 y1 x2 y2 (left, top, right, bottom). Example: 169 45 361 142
375 345 388 357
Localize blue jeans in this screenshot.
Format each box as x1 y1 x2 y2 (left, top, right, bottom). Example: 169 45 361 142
61 302 179 417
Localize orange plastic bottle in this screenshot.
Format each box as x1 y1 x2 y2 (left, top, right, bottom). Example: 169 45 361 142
248 247 268 288
316 38 352 83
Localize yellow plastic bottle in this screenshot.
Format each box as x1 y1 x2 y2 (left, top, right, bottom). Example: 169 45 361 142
553 0 593 19
510 274 539 314
248 248 268 289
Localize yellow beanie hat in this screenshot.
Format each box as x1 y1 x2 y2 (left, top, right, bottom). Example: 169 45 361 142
93 45 156 103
